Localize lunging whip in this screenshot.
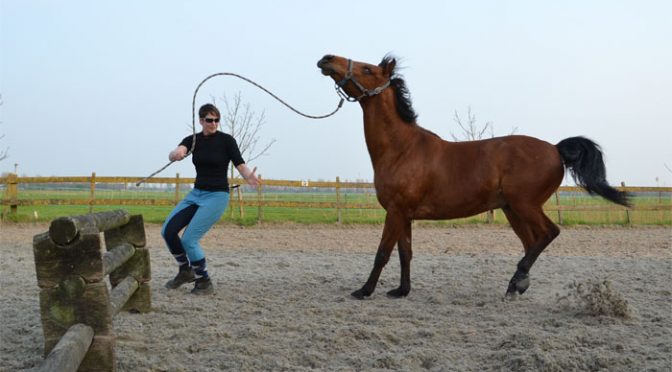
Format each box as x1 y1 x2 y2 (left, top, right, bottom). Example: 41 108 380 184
135 72 344 186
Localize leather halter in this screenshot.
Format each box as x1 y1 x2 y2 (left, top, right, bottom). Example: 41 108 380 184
335 59 391 102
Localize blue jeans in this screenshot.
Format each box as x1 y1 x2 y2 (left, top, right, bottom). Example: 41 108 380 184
161 188 230 262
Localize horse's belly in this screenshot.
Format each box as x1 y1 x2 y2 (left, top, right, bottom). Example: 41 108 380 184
376 180 503 220
411 192 502 220
412 205 490 220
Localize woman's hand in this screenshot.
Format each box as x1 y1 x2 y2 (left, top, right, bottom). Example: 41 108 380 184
237 164 260 187
169 146 188 162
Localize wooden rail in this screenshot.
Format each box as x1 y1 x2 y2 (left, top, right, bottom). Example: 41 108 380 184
33 210 150 372
3 174 671 224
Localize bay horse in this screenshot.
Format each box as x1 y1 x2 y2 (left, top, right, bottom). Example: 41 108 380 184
317 54 630 299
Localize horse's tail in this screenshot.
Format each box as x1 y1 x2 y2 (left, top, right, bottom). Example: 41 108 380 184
556 136 631 207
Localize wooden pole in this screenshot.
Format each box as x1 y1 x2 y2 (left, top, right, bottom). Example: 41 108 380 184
237 186 244 218
89 172 96 214
49 210 131 245
102 243 136 276
36 323 94 372
7 173 18 216
344 194 348 221
555 191 563 225
174 173 180 205
109 276 139 316
621 182 631 225
229 184 235 218
257 174 263 224
336 176 342 224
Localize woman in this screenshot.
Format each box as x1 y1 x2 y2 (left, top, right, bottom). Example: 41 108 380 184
162 103 259 295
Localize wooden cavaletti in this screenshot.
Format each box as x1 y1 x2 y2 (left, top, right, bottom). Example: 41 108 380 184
32 210 150 372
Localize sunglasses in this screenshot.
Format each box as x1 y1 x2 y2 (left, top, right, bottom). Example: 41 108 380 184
203 118 220 123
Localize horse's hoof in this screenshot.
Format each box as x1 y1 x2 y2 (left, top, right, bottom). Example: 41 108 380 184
386 287 409 298
515 276 530 294
507 271 530 296
503 291 518 301
351 289 370 300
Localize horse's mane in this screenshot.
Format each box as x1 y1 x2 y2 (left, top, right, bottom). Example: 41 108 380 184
379 55 418 124
379 55 440 138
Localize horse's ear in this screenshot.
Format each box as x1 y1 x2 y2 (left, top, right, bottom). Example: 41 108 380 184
379 57 396 77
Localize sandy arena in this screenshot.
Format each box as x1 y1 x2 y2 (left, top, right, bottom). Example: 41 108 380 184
1 223 670 371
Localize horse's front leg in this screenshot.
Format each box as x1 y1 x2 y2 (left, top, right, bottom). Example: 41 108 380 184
351 212 403 299
387 219 412 298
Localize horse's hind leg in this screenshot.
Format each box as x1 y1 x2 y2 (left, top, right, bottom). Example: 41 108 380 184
387 219 412 298
502 205 560 297
352 212 404 299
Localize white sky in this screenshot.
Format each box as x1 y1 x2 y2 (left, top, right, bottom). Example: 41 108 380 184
1 1 671 186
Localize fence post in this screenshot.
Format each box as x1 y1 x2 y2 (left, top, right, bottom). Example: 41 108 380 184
237 186 245 218
174 173 180 205
89 172 96 214
555 191 563 225
621 182 631 225
7 172 18 216
336 176 342 224
257 174 263 224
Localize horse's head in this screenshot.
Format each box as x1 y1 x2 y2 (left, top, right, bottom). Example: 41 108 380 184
317 54 395 102
318 54 418 123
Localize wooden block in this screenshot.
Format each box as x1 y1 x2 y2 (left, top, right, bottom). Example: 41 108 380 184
33 227 104 288
121 282 152 314
40 281 113 355
103 214 146 249
79 335 116 372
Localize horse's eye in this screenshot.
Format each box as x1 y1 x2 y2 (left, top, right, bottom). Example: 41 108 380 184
363 67 372 75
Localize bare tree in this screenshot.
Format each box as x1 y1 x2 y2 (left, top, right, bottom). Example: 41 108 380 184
450 106 517 141
217 92 276 179
0 94 8 162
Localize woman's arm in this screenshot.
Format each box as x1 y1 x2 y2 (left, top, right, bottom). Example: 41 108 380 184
236 163 259 187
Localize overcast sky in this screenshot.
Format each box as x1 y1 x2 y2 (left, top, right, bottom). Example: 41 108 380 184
2 1 670 186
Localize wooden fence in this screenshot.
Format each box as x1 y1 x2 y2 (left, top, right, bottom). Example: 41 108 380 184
33 210 150 372
2 173 671 224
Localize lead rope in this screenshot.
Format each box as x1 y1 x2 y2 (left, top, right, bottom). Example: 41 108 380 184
136 72 344 186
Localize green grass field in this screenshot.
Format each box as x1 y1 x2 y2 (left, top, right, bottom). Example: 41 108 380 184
2 188 670 225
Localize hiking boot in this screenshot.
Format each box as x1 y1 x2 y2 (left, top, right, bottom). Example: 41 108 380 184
191 278 214 295
165 265 195 289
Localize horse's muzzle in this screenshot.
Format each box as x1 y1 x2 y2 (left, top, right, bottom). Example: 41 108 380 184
317 55 335 75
